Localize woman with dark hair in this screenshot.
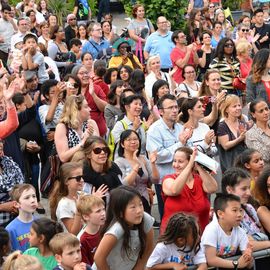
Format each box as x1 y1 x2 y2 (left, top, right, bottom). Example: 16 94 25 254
63 74 81 97
104 67 118 85
115 130 159 213
101 20 118 44
77 24 88 47
179 97 217 157
186 9 203 44
92 60 109 97
209 37 240 95
254 167 270 234
38 22 51 48
37 0 51 20
246 49 270 107
152 79 170 106
48 14 58 31
246 99 270 164
117 65 133 87
81 52 94 75
26 9 38 36
161 147 217 233
104 80 125 130
48 25 74 77
211 21 224 49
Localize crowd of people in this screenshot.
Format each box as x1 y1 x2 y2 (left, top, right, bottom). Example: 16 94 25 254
2 0 270 269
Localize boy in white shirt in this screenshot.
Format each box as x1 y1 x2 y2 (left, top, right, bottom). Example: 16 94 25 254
201 193 253 269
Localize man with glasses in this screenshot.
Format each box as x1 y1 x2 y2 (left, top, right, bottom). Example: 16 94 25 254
0 4 17 67
144 16 174 72
65 14 78 50
146 94 192 219
82 22 109 60
170 30 198 84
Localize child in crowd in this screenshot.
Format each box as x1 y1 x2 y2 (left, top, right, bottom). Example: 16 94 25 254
21 33 49 84
24 218 63 270
6 184 38 252
222 167 270 250
235 149 264 191
2 251 43 270
9 37 23 74
201 193 253 269
0 227 10 267
146 213 207 270
93 186 154 270
76 195 106 265
49 232 92 270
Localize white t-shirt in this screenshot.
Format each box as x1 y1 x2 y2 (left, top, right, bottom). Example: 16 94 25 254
175 81 201 97
146 242 206 268
201 218 248 258
92 212 154 270
56 197 76 232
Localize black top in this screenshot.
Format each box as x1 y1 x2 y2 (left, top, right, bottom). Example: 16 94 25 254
252 23 270 49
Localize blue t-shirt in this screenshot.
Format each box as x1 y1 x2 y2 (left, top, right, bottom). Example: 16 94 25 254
6 217 34 252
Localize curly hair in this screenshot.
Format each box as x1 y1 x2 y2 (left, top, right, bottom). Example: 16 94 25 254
213 37 237 61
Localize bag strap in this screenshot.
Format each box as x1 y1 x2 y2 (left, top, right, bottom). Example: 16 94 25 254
183 83 191 97
135 38 143 64
89 40 99 53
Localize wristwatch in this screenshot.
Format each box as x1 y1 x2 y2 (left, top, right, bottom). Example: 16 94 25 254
232 260 238 270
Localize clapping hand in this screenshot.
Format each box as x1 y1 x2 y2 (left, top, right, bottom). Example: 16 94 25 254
92 184 109 198
149 150 158 164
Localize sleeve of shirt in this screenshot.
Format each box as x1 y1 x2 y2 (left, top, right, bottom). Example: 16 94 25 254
209 58 218 69
246 76 256 104
144 35 152 52
80 235 91 265
111 120 125 144
105 222 124 239
0 106 19 139
143 212 154 232
201 222 218 248
56 199 74 221
33 52 44 66
193 244 207 265
146 243 170 268
114 158 129 185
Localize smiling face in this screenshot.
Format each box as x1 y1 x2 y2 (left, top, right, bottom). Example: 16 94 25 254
173 150 190 174
77 66 90 86
102 21 111 34
205 72 221 93
149 57 161 72
226 178 251 204
126 98 143 117
78 25 87 39
157 84 169 98
225 99 242 118
136 6 145 19
121 131 140 153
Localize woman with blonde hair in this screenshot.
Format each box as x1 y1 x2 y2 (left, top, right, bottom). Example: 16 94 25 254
145 55 172 98
236 40 252 81
54 94 99 163
217 94 247 172
246 48 270 107
3 251 43 270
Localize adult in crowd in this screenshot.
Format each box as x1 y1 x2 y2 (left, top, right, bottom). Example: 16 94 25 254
170 30 198 85
81 52 94 76
0 4 17 67
37 0 51 21
38 21 50 48
48 14 58 30
179 97 217 157
209 37 240 95
0 139 24 227
176 64 201 98
151 79 170 113
65 14 78 50
10 17 29 52
210 21 224 49
97 0 109 23
25 9 38 36
63 74 81 98
246 99 270 164
73 0 91 25
108 37 142 70
217 94 247 173
186 9 203 44
197 31 215 82
161 147 217 233
77 24 88 47
144 16 174 72
251 8 270 50
146 94 187 218
115 130 159 214
82 22 110 60
72 65 108 137
104 80 125 131
55 94 99 163
101 20 117 44
145 55 172 99
246 48 270 107
127 4 155 54
117 65 133 88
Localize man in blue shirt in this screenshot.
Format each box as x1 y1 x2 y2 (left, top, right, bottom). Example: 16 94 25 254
144 16 174 72
82 22 110 59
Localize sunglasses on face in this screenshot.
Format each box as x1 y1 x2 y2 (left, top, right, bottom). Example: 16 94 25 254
92 146 110 155
224 44 234 48
241 29 249 32
67 175 83 182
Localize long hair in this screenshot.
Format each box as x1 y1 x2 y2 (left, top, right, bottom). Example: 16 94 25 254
129 69 145 94
234 149 260 171
152 79 169 105
102 186 146 258
254 166 270 207
214 37 237 61
251 49 270 83
59 95 85 129
158 213 200 254
118 129 141 157
198 69 220 97
49 162 82 220
107 80 125 105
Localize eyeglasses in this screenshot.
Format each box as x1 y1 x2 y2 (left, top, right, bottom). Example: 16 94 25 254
126 137 139 142
224 44 234 48
185 70 195 74
209 5 215 8
92 147 110 155
67 175 83 182
241 29 249 32
161 105 179 110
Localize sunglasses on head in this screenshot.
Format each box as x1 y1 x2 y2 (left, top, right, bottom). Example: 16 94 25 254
67 175 83 182
92 146 110 155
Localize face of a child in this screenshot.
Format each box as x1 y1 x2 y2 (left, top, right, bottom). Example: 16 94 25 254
227 179 251 205
15 41 23 50
24 38 37 50
29 227 40 247
57 245 82 270
246 152 264 174
124 196 144 227
17 188 38 213
84 204 106 226
219 201 243 227
66 167 84 193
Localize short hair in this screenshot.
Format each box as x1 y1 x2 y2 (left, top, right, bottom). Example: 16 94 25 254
236 39 252 55
41 79 58 99
49 232 80 255
254 8 264 16
214 193 241 217
171 30 184 45
123 94 144 109
10 184 36 202
1 4 11 12
157 94 176 109
12 93 25 105
69 38 82 48
23 33 38 44
76 195 104 218
17 17 29 26
220 94 240 118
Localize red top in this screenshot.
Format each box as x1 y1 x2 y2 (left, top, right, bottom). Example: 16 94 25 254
0 106 19 139
80 230 101 266
84 84 107 137
239 58 252 79
170 47 195 84
93 77 110 97
262 80 270 103
161 173 210 234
